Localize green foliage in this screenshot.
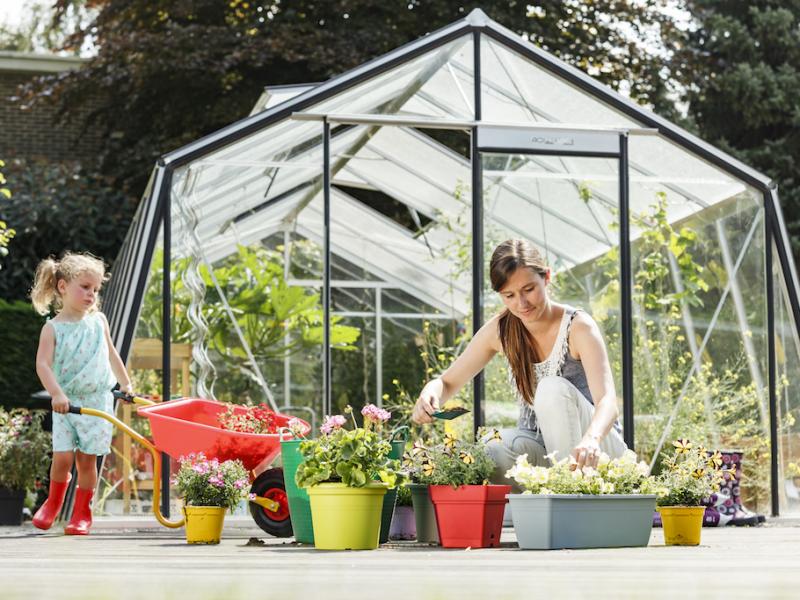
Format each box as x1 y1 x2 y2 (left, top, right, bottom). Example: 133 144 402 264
396 482 413 506
0 159 135 302
0 300 46 408
23 1 679 199
667 1 800 258
506 449 657 496
295 412 405 489
0 409 51 491
654 440 728 507
173 453 250 509
135 243 360 403
405 435 494 488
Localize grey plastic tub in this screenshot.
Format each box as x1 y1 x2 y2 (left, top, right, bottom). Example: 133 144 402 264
508 494 657 550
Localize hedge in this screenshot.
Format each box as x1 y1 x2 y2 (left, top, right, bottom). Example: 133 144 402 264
0 300 45 408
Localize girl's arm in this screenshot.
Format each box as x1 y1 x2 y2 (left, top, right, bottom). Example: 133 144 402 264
411 315 502 424
35 323 70 414
99 313 132 393
569 312 620 468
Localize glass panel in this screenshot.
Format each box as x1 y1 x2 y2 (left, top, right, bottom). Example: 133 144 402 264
775 242 800 515
309 35 474 119
481 152 622 433
329 123 473 435
630 177 771 515
98 227 178 517
481 37 639 127
166 126 326 442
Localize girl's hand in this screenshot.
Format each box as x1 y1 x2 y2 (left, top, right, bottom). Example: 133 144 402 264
412 386 441 425
571 434 602 470
52 393 70 414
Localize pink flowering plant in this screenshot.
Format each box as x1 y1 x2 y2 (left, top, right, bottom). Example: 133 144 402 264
173 453 250 509
295 405 407 489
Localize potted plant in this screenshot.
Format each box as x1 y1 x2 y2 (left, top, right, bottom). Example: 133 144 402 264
173 453 250 544
506 449 658 550
0 408 50 526
427 434 510 548
655 439 729 546
388 484 416 541
280 417 315 544
403 439 439 544
295 407 406 550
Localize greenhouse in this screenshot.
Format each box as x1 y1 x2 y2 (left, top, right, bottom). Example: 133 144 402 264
100 9 800 518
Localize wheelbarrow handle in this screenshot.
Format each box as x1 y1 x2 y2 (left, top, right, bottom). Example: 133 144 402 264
67 405 82 415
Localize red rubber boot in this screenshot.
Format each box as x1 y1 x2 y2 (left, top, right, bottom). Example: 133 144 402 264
31 478 70 530
64 487 94 535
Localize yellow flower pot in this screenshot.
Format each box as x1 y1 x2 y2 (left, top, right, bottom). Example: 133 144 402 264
183 506 227 544
307 482 387 550
657 506 705 546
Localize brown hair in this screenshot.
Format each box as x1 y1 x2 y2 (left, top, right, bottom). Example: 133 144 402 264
30 252 108 315
490 239 549 405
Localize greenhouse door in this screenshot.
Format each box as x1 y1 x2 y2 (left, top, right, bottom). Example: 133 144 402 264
472 125 634 448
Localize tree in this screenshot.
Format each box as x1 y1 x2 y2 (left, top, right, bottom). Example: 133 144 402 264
667 1 800 257
24 0 678 200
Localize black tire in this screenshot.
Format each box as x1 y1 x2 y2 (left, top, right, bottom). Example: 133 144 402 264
249 468 294 538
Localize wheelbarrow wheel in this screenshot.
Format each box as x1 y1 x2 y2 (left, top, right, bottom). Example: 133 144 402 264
249 468 293 538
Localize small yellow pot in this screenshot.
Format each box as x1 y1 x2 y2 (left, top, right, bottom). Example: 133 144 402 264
183 506 227 544
657 506 705 546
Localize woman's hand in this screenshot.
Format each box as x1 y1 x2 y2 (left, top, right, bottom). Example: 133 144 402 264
570 433 602 470
51 393 70 414
411 382 441 425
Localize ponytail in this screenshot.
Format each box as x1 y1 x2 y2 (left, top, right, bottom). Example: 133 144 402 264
498 310 538 405
31 258 60 315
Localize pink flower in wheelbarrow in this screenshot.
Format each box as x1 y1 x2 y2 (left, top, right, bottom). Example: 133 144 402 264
287 417 306 438
320 415 346 435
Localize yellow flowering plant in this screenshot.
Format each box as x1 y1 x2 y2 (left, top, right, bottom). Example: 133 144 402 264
654 439 729 507
404 434 495 488
506 449 658 496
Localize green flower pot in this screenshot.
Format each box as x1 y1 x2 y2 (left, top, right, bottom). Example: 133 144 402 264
409 483 439 544
281 439 314 544
378 438 406 544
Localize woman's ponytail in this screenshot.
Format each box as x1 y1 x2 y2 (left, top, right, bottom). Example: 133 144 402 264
31 258 59 315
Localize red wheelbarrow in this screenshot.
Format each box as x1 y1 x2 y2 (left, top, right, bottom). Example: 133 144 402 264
67 392 310 537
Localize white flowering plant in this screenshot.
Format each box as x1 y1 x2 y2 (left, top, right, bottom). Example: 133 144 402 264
506 449 658 496
654 439 729 506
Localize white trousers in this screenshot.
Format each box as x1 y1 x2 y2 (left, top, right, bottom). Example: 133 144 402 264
484 376 628 492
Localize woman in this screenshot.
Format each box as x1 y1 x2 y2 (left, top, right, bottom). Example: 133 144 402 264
412 239 627 489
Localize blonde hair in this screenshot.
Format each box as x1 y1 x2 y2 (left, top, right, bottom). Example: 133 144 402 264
490 239 550 405
30 252 109 315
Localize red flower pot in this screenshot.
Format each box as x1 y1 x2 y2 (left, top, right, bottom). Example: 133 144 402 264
429 484 511 548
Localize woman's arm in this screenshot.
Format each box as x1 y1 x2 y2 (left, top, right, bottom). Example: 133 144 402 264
99 313 132 393
411 315 502 424
569 312 620 468
35 323 70 414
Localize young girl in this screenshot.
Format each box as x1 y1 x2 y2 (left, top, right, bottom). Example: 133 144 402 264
30 252 132 535
412 239 628 489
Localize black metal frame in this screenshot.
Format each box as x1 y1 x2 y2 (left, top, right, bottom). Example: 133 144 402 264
105 9 800 517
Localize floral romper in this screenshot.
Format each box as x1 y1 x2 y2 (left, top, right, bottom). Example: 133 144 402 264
50 312 115 455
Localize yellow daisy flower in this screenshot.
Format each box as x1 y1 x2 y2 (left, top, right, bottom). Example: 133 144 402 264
673 439 692 454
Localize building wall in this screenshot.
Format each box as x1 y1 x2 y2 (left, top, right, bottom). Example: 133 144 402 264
0 53 103 163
